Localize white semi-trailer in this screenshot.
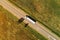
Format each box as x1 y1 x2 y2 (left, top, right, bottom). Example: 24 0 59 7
25 15 36 24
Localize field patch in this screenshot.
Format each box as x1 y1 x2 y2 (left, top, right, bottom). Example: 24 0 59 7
0 5 47 40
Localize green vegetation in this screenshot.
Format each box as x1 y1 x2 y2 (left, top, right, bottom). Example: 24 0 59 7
0 5 47 40
8 0 60 37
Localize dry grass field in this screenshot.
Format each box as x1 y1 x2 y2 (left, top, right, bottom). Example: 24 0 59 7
0 6 47 40
9 0 60 37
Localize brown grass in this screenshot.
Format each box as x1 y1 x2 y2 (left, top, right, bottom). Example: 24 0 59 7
0 6 38 40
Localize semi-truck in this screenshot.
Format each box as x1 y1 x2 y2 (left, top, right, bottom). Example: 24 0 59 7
25 15 36 24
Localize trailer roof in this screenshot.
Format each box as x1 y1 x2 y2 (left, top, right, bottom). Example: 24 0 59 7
26 15 36 22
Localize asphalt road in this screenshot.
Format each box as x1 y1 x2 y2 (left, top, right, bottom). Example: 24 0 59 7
0 0 60 40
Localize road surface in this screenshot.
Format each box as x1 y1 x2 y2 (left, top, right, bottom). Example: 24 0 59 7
0 0 60 40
